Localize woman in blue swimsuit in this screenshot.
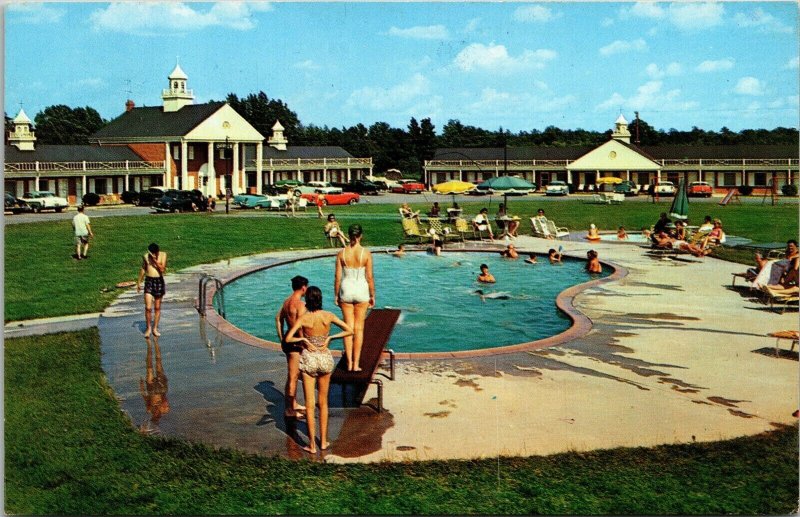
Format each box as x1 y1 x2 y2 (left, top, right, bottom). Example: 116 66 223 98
334 224 375 371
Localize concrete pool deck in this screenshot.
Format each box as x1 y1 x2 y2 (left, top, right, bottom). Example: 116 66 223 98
98 238 798 463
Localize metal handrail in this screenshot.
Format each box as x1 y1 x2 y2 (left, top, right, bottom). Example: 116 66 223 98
198 274 225 318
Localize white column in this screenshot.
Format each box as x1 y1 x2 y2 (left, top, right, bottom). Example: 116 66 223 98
256 142 263 194
181 141 188 190
163 142 171 188
595 170 600 183
34 176 40 190
81 175 87 197
657 169 662 182
124 174 130 191
347 169 352 182
207 142 216 197
625 170 630 181
232 142 240 194
567 170 572 184
698 169 703 182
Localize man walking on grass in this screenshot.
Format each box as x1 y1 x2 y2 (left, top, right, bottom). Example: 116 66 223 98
72 205 93 260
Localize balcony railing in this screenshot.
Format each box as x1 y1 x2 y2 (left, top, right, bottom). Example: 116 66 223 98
426 158 798 169
161 89 194 97
252 157 373 169
5 160 166 174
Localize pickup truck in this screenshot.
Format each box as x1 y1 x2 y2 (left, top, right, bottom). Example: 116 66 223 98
20 191 69 212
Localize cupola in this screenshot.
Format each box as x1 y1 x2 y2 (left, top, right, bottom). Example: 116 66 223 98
8 108 36 151
162 63 194 112
611 114 631 144
267 120 288 151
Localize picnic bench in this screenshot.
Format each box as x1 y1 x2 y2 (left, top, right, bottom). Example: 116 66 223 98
330 308 400 412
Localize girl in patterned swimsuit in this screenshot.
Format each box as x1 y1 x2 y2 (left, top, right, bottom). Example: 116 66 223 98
334 224 375 372
285 286 353 454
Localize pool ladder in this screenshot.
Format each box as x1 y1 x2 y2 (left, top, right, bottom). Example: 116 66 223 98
198 274 225 318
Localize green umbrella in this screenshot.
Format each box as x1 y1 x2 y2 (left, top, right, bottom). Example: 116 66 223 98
476 175 536 210
669 179 689 221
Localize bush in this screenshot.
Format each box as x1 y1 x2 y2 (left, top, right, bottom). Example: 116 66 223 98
120 190 138 204
737 185 754 196
81 192 100 206
781 184 798 197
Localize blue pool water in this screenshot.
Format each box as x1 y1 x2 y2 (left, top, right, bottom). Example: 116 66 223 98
220 252 608 353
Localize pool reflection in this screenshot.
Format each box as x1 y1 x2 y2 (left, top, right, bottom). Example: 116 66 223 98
139 336 170 430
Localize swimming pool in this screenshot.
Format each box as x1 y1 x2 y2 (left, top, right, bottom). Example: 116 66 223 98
219 251 610 354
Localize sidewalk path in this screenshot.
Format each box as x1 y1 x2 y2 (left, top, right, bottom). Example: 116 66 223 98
5 312 101 339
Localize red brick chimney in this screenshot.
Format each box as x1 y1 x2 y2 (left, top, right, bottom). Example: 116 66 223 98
125 99 135 112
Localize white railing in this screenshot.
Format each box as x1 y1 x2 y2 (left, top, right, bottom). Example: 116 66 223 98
161 89 194 97
426 159 570 168
5 160 165 173
254 157 372 169
426 157 798 168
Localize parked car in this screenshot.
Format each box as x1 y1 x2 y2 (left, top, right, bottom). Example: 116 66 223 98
20 191 69 212
301 191 360 206
4 193 30 214
653 181 676 196
391 179 425 194
335 180 380 195
687 181 713 197
297 181 342 195
233 193 273 209
365 175 400 191
545 181 569 196
153 189 208 212
130 187 167 207
614 181 640 196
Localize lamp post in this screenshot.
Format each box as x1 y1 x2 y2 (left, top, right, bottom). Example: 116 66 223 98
224 136 233 214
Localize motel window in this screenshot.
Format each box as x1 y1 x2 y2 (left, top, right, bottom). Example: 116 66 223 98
188 146 195 161
94 178 107 194
753 173 767 186
722 173 737 186
172 145 180 160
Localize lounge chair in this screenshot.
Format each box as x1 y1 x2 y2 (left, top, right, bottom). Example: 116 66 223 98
452 217 470 242
767 330 799 356
330 308 400 412
762 285 799 313
586 193 610 204
428 218 453 242
401 218 430 243
545 219 570 239
472 219 493 241
530 217 550 239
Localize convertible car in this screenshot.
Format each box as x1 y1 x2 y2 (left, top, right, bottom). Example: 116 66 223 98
233 193 286 210
301 192 360 206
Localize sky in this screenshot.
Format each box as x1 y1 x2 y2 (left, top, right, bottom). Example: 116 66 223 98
5 2 799 134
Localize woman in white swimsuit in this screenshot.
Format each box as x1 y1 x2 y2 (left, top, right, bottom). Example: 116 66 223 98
285 286 352 454
334 224 375 371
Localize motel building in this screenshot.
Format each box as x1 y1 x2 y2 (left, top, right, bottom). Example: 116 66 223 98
5 65 372 204
425 115 799 195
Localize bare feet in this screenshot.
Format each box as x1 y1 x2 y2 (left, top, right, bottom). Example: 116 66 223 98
353 366 362 372
302 445 317 454
319 440 330 451
294 404 306 411
144 328 151 338
153 329 161 337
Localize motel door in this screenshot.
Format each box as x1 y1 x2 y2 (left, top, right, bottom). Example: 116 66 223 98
68 178 78 205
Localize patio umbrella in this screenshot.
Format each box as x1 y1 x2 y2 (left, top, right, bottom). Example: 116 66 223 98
432 180 476 204
476 175 536 210
669 179 689 221
596 176 623 185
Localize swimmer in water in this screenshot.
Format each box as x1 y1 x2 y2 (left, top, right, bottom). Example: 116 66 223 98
548 248 562 264
388 243 405 257
525 253 538 264
477 263 496 283
499 243 519 259
474 289 511 301
586 249 602 273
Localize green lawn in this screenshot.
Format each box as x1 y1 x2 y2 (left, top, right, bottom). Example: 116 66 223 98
5 329 798 515
5 200 798 322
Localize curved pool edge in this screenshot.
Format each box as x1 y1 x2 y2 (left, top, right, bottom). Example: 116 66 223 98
202 248 629 360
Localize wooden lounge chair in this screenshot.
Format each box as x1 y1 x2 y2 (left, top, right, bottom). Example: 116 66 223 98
330 308 400 412
763 286 799 313
767 330 799 356
401 218 430 243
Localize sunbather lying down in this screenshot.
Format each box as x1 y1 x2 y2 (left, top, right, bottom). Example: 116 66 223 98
652 231 709 257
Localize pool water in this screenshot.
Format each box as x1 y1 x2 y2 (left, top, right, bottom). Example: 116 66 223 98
599 233 649 243
220 252 608 353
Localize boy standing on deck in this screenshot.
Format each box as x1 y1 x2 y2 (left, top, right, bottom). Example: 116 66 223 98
276 275 309 418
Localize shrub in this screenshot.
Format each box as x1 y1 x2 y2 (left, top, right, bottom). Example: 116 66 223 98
120 190 138 204
737 185 754 196
82 192 100 206
781 184 798 197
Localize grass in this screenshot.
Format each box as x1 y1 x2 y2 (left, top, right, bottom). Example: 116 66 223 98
5 329 798 515
5 199 798 322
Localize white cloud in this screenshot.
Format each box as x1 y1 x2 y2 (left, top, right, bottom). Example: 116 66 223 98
645 62 682 79
7 3 65 24
624 2 724 31
695 58 734 73
467 87 575 114
346 73 431 111
599 39 647 56
513 5 561 23
734 77 765 96
667 3 724 31
734 8 793 34
601 17 615 27
785 57 800 70
387 25 449 40
294 60 320 71
453 43 556 73
89 2 272 34
768 95 800 109
596 81 699 113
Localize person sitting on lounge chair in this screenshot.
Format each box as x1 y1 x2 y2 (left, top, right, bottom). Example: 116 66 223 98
325 214 349 247
400 203 421 223
651 213 672 245
745 252 770 281
472 208 494 240
700 219 725 250
765 240 799 293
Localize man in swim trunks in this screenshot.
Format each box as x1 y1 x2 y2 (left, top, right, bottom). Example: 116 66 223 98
276 275 309 418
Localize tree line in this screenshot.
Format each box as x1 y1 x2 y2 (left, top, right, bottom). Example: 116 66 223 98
6 92 798 177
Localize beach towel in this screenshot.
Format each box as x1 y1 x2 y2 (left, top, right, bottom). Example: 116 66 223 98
752 259 788 289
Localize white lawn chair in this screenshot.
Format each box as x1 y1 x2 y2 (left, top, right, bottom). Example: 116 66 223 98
545 219 570 239
530 217 550 238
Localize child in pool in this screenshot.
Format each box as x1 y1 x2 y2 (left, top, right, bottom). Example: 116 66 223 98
586 224 600 241
525 253 538 264
548 248 562 264
586 250 602 273
477 263 496 283
617 226 628 240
